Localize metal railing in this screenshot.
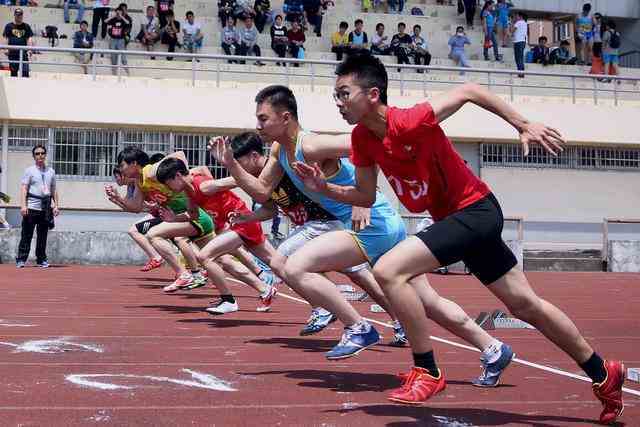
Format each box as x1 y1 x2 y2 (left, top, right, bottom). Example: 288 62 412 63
620 50 640 69
2 45 640 106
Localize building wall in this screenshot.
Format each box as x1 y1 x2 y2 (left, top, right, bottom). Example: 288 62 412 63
482 167 640 223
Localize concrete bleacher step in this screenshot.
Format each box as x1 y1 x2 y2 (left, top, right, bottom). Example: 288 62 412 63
523 249 604 272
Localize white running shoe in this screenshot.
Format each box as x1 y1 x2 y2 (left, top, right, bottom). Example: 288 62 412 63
205 299 239 315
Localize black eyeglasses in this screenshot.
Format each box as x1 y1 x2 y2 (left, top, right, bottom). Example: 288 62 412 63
34 152 46 156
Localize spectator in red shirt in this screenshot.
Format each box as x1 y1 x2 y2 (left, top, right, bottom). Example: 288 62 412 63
287 20 305 66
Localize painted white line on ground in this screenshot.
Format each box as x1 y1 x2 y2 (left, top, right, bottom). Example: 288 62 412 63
66 369 236 392
271 286 640 398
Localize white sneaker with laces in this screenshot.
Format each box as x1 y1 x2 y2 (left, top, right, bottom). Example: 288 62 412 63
206 300 239 315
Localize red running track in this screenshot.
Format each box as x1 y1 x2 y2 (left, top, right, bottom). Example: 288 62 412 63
0 265 638 426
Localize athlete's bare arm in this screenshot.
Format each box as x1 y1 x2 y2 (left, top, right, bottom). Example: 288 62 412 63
208 137 284 203
292 162 378 208
230 200 277 225
199 176 237 196
106 184 145 213
300 133 352 163
430 83 565 156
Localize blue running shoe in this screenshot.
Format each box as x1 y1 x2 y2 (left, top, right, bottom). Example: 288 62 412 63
299 308 337 336
389 323 408 347
326 324 380 360
472 343 515 387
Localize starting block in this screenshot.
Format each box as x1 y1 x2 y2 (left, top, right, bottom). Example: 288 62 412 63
337 284 368 302
475 309 536 330
628 368 640 382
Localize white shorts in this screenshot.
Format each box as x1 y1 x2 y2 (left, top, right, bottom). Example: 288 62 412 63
277 220 368 273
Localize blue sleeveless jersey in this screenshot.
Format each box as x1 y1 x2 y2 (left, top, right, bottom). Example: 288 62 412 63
277 132 406 264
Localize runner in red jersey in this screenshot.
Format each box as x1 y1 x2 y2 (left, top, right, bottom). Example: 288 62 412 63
157 157 278 315
295 52 624 424
189 172 265 247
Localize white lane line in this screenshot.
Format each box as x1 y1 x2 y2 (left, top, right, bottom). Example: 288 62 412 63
272 287 640 398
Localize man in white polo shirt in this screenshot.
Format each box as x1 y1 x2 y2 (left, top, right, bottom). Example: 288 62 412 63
16 144 60 268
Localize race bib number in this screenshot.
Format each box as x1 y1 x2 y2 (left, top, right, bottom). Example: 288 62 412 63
160 2 169 11
387 175 430 213
111 27 122 37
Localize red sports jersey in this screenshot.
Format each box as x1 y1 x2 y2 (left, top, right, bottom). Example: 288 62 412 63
350 102 490 221
188 173 265 246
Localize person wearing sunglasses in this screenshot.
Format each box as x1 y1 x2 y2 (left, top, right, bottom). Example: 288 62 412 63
16 144 59 268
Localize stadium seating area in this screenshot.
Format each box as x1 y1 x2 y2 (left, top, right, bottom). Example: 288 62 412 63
1 0 638 100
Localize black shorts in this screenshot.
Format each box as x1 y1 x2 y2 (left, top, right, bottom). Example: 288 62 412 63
135 217 162 235
415 193 517 285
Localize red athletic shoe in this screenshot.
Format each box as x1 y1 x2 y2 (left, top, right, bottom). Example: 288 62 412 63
388 367 446 405
592 360 625 424
140 258 163 272
256 286 277 312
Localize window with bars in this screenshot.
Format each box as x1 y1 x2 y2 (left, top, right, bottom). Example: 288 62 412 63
481 143 640 171
8 126 48 151
53 128 119 177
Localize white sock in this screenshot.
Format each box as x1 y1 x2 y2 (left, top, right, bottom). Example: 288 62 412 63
348 320 370 333
482 339 503 364
260 287 271 299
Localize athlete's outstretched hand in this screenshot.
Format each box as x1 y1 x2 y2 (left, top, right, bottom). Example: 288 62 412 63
351 206 371 232
520 122 565 157
207 136 234 166
292 162 327 193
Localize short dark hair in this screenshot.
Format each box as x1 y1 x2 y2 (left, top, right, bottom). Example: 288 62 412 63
32 144 46 156
230 132 265 159
413 24 421 31
275 14 283 21
156 157 188 184
398 22 406 28
186 10 194 17
456 25 465 32
149 152 166 164
255 85 299 119
117 146 149 167
339 21 348 29
607 20 617 30
539 36 547 42
583 3 591 12
335 51 388 105
375 23 384 30
118 2 127 9
80 20 88 26
112 166 122 177
560 40 570 46
354 19 363 25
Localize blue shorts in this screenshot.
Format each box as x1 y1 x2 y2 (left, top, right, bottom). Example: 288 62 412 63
603 53 619 64
497 17 509 29
348 206 407 265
